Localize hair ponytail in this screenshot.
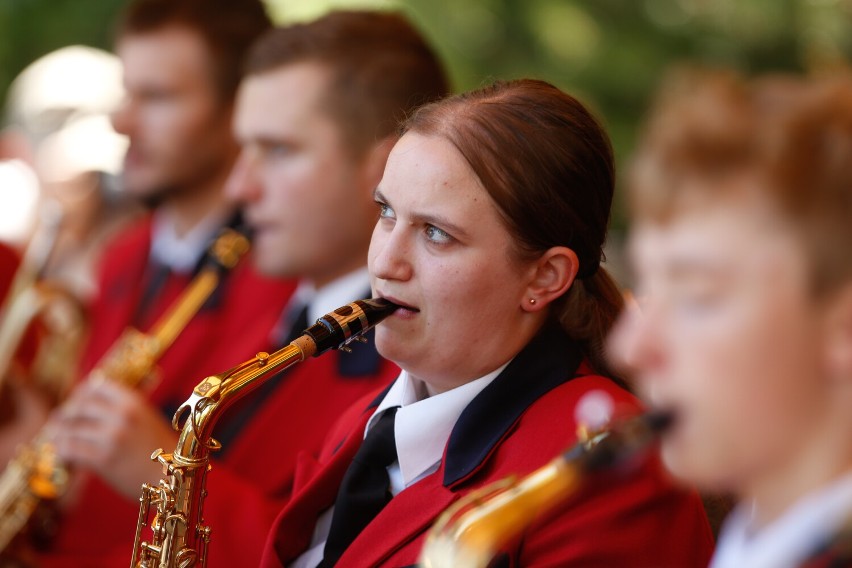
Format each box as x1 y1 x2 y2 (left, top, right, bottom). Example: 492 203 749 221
555 269 625 382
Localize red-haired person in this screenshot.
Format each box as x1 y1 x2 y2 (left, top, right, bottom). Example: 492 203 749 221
610 69 852 568
260 79 715 568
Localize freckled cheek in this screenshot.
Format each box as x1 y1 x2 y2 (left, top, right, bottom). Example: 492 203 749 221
426 264 501 329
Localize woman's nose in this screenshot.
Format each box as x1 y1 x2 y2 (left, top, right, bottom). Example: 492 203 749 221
369 225 412 282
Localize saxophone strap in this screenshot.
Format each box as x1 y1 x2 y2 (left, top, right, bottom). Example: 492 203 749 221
133 211 248 328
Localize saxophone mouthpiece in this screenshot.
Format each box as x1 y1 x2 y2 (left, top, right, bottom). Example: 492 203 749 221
302 298 399 355
576 409 673 473
645 409 676 434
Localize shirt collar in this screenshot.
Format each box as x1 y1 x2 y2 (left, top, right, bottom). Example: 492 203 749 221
271 267 371 346
368 363 509 488
712 472 852 568
150 207 233 273
306 266 371 324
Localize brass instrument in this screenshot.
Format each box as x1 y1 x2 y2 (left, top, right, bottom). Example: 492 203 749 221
418 411 673 568
0 200 84 405
0 227 250 556
131 298 398 568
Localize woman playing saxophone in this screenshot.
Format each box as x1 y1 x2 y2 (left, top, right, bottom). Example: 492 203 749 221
258 79 715 568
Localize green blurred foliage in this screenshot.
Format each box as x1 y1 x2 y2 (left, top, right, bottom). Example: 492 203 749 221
0 0 125 109
269 0 852 226
2 0 850 226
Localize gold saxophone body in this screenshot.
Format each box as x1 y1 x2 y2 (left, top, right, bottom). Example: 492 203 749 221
418 412 672 568
130 298 398 568
0 227 250 557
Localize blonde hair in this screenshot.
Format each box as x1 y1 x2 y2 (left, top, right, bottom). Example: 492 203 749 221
630 67 852 295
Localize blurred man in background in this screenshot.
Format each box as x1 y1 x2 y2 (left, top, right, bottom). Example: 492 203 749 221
34 0 295 565
610 68 852 568
218 8 448 562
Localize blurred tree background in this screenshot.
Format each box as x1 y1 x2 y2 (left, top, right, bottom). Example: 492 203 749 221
2 0 850 230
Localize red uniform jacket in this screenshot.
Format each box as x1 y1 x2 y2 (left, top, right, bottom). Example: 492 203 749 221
0 242 18 301
39 216 399 567
262 328 715 567
0 242 39 377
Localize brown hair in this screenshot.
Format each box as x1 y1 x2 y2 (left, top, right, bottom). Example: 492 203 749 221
116 0 272 102
630 67 852 295
245 10 449 156
404 79 624 377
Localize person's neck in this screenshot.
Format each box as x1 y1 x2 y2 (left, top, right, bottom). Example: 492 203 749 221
745 409 852 530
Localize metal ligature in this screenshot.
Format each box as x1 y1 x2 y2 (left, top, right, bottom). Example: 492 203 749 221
418 411 673 568
0 227 250 558
131 297 398 568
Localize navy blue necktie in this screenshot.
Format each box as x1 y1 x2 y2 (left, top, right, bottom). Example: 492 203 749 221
284 303 310 345
134 260 171 328
320 406 399 566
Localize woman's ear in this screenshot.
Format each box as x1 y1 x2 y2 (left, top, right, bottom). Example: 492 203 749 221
522 246 579 312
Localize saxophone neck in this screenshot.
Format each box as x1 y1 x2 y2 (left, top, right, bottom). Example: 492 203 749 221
132 297 397 568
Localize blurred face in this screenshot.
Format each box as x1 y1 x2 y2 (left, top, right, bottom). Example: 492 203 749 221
112 26 237 200
610 190 831 493
369 132 540 394
226 63 379 284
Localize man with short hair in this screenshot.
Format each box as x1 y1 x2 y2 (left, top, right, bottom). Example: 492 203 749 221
220 10 448 564
41 1 294 566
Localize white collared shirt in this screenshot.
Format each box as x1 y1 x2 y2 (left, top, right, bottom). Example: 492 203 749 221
711 472 852 568
271 267 371 346
290 362 510 568
370 366 508 493
149 207 232 273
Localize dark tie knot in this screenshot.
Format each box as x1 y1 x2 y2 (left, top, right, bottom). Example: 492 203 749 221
353 407 398 468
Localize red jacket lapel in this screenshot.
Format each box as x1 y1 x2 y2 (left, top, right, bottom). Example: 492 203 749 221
335 475 458 567
261 408 373 567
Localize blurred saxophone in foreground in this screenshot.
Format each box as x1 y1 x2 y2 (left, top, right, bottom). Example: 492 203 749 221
418 409 673 568
0 227 250 558
130 297 398 568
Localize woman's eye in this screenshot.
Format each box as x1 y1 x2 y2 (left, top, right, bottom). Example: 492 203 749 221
425 224 452 245
377 202 395 219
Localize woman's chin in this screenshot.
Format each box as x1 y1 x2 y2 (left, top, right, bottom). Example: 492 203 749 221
373 329 408 365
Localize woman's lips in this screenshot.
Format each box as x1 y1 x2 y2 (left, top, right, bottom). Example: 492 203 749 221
378 294 419 317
